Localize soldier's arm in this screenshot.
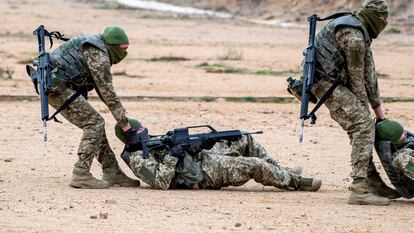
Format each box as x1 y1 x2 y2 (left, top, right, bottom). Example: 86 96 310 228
364 48 382 109
126 150 179 190
82 45 128 127
335 27 369 105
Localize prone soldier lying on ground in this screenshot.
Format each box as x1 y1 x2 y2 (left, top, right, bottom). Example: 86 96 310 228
115 119 322 191
375 119 414 199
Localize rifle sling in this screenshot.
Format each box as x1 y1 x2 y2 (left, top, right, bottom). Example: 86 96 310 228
45 30 70 49
47 89 83 123
307 80 341 119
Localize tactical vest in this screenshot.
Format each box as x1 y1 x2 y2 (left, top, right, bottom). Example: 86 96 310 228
374 140 414 199
315 15 371 80
50 35 108 88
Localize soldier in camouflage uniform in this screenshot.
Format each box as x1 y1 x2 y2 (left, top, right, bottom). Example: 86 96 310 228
288 0 395 205
116 119 322 191
27 26 143 189
377 120 414 182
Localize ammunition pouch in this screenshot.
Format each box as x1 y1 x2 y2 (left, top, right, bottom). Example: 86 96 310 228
315 37 345 79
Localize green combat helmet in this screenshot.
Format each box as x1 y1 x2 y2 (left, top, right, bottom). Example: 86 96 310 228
377 119 404 144
102 26 129 64
115 118 141 144
102 26 129 45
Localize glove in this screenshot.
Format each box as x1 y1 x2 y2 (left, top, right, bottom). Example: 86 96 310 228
125 127 140 152
125 126 148 152
375 118 385 125
169 145 185 158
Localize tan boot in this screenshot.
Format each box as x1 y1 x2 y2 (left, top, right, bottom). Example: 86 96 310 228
348 179 390 206
69 167 110 189
289 175 322 192
102 166 140 187
367 171 401 199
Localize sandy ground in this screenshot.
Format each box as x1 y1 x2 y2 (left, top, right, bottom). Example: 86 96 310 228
0 0 414 232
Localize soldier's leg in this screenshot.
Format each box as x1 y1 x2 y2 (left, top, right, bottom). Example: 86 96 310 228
200 153 320 191
211 135 302 174
367 156 400 199
312 80 389 205
99 132 140 187
211 135 272 160
244 134 303 174
49 89 111 188
392 149 414 180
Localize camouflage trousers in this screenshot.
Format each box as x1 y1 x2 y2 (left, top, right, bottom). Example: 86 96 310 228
392 148 414 180
48 88 118 170
312 79 375 179
197 135 291 189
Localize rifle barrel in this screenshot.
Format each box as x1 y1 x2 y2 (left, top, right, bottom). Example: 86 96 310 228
42 119 47 141
243 131 263 135
299 118 305 143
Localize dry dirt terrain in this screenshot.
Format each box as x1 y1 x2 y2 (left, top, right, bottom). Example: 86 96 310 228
0 0 414 232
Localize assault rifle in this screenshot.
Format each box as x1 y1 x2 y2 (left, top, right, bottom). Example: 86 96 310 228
299 14 318 143
298 13 352 143
31 25 69 141
142 125 263 159
33 25 52 141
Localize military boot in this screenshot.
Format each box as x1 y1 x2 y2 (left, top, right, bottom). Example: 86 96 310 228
367 171 401 199
289 175 322 191
348 179 391 206
69 167 110 189
102 166 140 187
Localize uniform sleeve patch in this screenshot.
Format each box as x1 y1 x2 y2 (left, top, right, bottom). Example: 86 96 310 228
138 166 156 183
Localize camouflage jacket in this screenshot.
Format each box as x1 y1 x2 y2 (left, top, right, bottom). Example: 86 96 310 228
334 27 381 109
313 16 381 109
122 149 179 190
82 45 128 126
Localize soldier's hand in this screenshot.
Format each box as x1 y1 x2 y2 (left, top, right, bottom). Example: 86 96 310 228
125 126 147 152
169 145 185 158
